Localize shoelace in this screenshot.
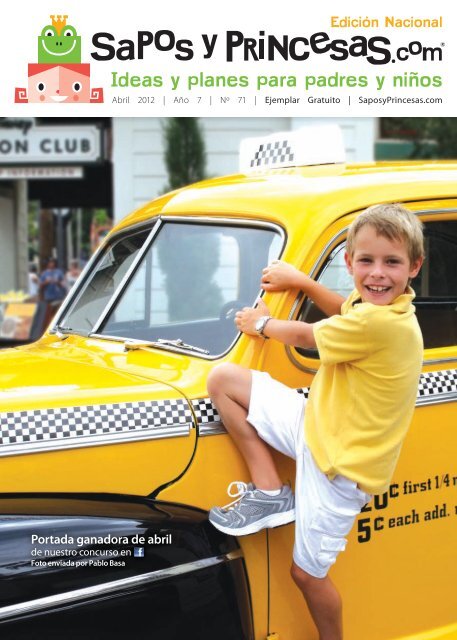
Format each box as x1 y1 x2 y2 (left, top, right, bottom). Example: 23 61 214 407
220 481 251 511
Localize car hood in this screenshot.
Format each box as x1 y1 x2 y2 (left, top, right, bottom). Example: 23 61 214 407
0 336 202 413
0 336 220 493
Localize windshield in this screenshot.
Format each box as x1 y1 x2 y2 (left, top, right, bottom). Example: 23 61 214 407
87 221 283 356
59 227 151 334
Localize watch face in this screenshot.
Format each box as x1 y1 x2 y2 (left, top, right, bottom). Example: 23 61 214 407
255 316 269 334
255 318 264 332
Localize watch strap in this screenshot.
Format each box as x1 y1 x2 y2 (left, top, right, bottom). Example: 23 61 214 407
256 315 272 338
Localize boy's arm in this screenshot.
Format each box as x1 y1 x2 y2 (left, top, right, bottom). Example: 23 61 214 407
261 260 345 317
235 300 316 348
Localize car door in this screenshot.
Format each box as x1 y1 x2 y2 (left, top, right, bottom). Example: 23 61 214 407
264 202 457 640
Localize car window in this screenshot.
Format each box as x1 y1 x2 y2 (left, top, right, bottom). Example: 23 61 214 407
59 227 151 334
297 243 353 346
99 221 283 356
412 221 457 349
297 219 457 356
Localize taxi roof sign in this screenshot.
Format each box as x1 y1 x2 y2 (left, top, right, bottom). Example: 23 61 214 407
239 124 346 172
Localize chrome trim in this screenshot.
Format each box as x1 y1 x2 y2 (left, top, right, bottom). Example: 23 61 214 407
90 332 217 357
87 333 244 362
87 333 133 344
0 424 192 458
287 355 457 377
0 549 243 622
285 228 347 373
283 358 318 375
88 334 213 358
159 215 287 234
83 216 286 361
199 421 226 436
415 208 457 215
157 216 288 359
50 241 107 333
91 221 163 335
305 228 348 282
416 393 457 407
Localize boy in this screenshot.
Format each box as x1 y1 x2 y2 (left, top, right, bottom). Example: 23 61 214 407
207 204 424 640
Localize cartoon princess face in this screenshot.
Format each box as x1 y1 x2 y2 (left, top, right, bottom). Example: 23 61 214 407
27 64 91 102
15 64 103 103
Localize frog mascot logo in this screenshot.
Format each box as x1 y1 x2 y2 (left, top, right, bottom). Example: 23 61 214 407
15 15 104 103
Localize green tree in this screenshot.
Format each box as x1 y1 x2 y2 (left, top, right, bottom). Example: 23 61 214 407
163 118 206 190
158 226 223 322
425 119 457 158
382 118 457 159
159 118 222 321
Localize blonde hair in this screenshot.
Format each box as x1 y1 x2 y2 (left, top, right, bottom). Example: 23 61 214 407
346 204 424 264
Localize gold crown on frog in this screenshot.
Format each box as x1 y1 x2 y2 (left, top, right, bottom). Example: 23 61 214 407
50 15 69 36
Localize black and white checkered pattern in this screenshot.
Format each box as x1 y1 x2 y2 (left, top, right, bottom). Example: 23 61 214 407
0 399 192 447
250 140 294 168
0 370 455 451
297 371 457 403
194 370 456 430
417 369 457 397
192 389 309 433
191 397 221 424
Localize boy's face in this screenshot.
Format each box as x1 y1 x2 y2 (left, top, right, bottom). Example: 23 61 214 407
344 225 423 305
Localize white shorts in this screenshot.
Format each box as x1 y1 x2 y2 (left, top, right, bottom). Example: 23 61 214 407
247 370 370 579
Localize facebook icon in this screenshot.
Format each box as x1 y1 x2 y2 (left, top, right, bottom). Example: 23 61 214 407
134 547 145 558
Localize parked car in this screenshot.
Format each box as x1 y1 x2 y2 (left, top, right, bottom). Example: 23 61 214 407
0 493 251 639
1 126 456 639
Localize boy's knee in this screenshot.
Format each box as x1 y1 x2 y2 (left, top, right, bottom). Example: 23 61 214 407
207 363 240 398
290 562 322 593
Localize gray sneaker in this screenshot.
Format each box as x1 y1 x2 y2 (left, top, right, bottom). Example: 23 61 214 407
209 481 295 536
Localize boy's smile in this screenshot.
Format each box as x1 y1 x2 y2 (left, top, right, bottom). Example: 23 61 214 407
345 225 423 305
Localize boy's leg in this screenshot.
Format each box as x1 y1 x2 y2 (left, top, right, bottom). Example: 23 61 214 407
291 451 370 640
207 363 282 490
291 562 343 640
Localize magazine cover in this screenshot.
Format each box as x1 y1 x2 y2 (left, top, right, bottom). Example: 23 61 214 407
0 1 456 638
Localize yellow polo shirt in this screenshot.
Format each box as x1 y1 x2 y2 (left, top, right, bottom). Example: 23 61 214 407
308 288 423 495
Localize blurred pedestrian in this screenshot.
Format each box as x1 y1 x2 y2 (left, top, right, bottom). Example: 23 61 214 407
39 258 67 303
66 259 82 290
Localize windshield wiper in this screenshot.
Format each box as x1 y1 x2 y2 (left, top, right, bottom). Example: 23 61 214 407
53 324 76 338
124 338 209 355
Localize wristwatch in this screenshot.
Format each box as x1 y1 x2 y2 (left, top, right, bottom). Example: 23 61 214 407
255 315 272 338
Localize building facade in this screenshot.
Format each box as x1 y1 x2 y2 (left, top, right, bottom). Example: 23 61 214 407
113 117 376 221
0 117 376 293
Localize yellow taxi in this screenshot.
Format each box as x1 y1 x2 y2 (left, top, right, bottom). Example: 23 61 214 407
1 126 456 639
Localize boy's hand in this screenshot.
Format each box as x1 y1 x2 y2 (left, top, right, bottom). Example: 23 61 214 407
261 260 306 291
235 299 271 336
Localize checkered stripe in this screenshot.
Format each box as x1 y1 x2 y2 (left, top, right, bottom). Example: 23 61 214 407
1 370 455 449
417 369 457 397
192 388 308 427
191 397 221 424
0 399 192 447
250 140 294 168
194 370 456 431
192 387 310 434
297 372 457 404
